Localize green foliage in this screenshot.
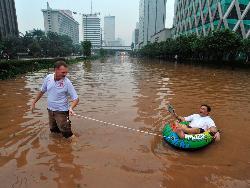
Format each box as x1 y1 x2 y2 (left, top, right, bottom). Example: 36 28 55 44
162 38 176 58
0 59 54 79
138 29 246 62
174 34 199 59
73 44 82 55
99 48 107 57
131 42 134 51
241 38 250 62
46 32 73 57
0 41 4 51
203 29 241 60
242 38 250 55
28 40 41 57
140 42 162 58
1 36 23 58
0 29 74 59
81 41 92 57
0 58 79 80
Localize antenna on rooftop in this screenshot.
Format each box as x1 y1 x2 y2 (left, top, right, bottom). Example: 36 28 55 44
91 0 93 14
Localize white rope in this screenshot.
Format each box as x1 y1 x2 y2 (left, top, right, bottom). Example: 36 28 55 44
74 114 164 138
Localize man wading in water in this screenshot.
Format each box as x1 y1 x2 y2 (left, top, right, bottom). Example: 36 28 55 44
31 60 79 139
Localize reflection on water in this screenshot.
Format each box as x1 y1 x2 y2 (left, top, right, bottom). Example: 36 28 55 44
0 56 249 188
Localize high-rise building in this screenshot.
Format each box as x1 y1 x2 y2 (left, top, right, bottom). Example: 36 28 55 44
138 0 147 47
138 0 167 47
132 22 139 47
82 14 101 47
134 28 139 46
104 16 115 45
42 3 79 44
0 0 19 40
173 0 250 38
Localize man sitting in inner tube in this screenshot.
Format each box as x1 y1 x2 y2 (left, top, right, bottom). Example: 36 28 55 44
173 104 220 141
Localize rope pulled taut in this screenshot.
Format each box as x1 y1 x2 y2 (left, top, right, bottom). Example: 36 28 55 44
73 114 165 138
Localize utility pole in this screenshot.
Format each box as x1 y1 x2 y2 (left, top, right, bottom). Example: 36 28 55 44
91 0 93 14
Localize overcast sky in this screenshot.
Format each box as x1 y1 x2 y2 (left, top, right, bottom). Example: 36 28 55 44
15 0 175 45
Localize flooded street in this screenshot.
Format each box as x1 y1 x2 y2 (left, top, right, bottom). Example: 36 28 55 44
0 56 250 188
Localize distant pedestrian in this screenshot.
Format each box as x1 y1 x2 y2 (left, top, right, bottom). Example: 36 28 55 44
31 60 79 139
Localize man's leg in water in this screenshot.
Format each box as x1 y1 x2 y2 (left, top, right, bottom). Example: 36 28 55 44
48 109 61 133
174 123 201 139
54 111 73 138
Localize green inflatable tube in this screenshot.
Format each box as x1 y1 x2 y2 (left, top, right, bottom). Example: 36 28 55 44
162 122 214 150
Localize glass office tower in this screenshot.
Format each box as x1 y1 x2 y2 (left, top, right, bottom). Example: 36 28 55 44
173 0 250 38
0 0 19 40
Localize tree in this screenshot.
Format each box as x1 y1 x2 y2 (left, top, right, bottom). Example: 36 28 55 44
25 29 45 43
190 35 206 60
1 36 23 58
162 38 176 59
59 35 73 56
81 41 92 57
131 42 134 51
46 32 73 57
28 40 41 57
204 29 241 61
99 48 107 57
73 44 82 55
0 41 4 59
242 38 250 62
0 29 75 58
174 34 199 60
39 35 50 56
0 41 3 50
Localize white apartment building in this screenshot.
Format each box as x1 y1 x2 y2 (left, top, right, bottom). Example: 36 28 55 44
139 0 147 47
138 0 167 47
104 16 115 46
82 14 101 47
42 3 79 44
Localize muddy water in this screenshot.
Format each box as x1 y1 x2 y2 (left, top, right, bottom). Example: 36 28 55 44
0 57 249 188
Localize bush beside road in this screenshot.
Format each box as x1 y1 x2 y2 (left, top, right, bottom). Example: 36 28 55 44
0 58 79 80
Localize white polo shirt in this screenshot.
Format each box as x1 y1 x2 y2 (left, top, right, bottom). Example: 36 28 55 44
184 114 216 130
41 74 78 111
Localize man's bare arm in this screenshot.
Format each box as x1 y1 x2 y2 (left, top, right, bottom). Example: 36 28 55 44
31 91 45 112
208 126 220 141
172 113 185 122
69 98 79 115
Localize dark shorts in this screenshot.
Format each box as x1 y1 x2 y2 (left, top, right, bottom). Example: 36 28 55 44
48 109 73 138
187 125 205 133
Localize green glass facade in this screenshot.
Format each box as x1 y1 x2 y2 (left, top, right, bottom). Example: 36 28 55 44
173 0 250 38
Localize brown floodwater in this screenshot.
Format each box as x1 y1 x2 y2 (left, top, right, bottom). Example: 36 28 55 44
0 56 249 188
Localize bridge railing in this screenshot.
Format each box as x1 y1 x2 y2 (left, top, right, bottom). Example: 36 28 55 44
92 46 132 51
